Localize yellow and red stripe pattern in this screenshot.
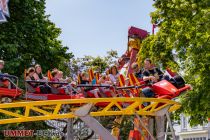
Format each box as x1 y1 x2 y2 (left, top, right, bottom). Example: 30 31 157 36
118 74 128 96
47 70 53 81
77 74 81 84
88 68 94 82
118 74 126 87
95 73 100 84
128 73 141 96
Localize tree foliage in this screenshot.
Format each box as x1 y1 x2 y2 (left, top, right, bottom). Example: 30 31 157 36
0 0 73 77
0 0 73 138
138 0 210 125
70 50 118 74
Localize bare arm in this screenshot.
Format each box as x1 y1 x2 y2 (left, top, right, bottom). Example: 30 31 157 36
25 76 31 80
143 76 157 82
33 73 39 80
143 76 151 81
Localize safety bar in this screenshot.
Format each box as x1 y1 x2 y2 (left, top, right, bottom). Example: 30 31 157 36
0 74 18 79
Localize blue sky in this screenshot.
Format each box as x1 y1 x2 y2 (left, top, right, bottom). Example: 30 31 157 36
45 0 155 58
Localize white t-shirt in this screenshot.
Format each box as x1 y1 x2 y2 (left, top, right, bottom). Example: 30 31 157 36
109 73 120 84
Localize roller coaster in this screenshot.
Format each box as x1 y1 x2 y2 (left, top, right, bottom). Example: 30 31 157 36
0 26 191 140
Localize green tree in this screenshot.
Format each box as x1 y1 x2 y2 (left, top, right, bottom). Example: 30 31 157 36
138 0 210 125
71 50 119 74
0 0 73 78
0 0 73 139
104 49 119 65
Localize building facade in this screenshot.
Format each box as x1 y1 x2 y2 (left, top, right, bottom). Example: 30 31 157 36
173 114 210 140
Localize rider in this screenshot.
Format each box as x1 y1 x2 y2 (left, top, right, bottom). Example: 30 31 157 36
141 58 163 98
51 69 61 87
109 65 120 85
0 60 11 88
0 60 4 74
25 67 36 81
91 71 98 85
80 72 90 84
25 67 40 89
51 70 74 93
79 72 99 98
131 62 143 79
143 58 163 83
33 64 46 81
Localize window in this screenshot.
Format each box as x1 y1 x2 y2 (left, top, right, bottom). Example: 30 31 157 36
203 123 208 128
183 137 207 140
192 125 198 129
182 116 187 129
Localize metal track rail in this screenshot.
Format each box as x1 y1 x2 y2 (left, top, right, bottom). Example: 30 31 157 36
0 97 181 125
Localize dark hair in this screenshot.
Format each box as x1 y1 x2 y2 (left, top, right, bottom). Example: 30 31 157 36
145 58 152 64
110 65 118 75
80 72 88 81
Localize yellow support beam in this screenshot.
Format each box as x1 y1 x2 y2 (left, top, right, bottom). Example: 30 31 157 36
0 97 181 125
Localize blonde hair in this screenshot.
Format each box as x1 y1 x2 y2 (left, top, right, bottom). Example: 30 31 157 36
26 67 35 76
51 69 59 77
35 64 41 70
58 71 63 75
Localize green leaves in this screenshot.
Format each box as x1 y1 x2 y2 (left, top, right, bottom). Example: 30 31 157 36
0 0 73 77
139 0 210 126
0 0 74 136
71 50 118 74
